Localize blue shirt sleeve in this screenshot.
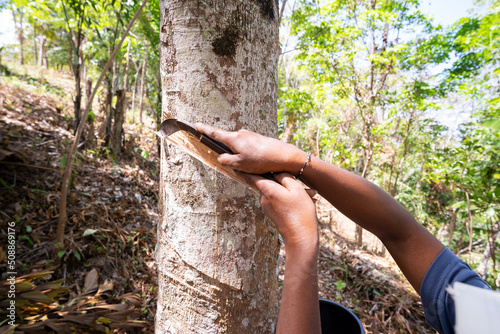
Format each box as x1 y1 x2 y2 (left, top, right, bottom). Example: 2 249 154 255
420 247 492 334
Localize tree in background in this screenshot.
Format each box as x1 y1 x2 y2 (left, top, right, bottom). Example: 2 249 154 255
277 0 499 286
286 0 445 246
157 0 281 331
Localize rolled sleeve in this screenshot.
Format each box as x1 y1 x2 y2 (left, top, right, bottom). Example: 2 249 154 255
420 248 491 334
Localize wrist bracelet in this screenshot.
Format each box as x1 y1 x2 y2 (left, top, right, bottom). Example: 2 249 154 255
297 153 312 179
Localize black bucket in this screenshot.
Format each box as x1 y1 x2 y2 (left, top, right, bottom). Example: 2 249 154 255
319 298 365 334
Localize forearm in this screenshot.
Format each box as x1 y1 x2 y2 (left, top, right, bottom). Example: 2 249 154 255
277 244 321 334
299 156 414 241
289 154 444 292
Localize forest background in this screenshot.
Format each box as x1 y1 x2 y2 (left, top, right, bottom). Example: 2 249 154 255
0 0 499 333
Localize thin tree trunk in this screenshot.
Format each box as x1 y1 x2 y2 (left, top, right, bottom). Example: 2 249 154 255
85 78 96 148
131 61 141 122
68 48 74 76
124 42 131 91
139 44 148 126
157 0 280 331
12 8 24 65
103 70 113 146
71 28 83 134
478 221 499 280
110 89 126 155
56 0 148 245
448 211 457 248
19 11 24 65
38 36 46 68
33 20 37 66
356 116 375 248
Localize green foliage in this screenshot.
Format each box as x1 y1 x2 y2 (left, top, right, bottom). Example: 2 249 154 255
7 0 162 127
279 0 500 285
483 119 500 131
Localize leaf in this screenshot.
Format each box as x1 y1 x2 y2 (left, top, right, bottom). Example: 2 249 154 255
96 279 114 295
0 177 13 190
19 290 53 304
96 317 110 325
83 228 98 236
57 250 66 258
489 96 500 104
141 150 149 159
84 268 99 293
16 270 54 282
35 279 64 291
73 251 81 261
483 119 500 131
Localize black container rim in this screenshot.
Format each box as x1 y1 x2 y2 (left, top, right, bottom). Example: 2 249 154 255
319 298 365 334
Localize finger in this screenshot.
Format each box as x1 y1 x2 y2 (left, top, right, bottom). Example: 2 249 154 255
273 173 303 192
196 123 234 146
244 172 283 196
218 153 242 169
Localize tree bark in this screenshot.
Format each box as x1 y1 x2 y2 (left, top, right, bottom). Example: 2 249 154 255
38 36 47 68
478 220 499 280
103 70 113 146
157 0 281 332
12 8 24 65
110 89 126 155
123 42 131 91
139 44 148 126
131 61 141 122
85 78 96 148
33 20 37 66
70 28 83 134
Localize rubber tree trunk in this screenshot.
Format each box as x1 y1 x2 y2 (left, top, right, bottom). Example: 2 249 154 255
70 28 84 134
85 78 96 148
478 220 499 280
38 36 47 68
12 8 24 65
110 89 126 155
123 42 131 91
157 0 281 332
33 20 37 66
131 61 141 122
103 70 113 146
139 44 148 126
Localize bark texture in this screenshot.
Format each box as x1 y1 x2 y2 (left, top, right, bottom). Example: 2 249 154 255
157 0 281 332
110 89 126 155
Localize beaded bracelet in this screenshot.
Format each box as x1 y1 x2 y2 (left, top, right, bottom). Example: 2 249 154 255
297 153 312 179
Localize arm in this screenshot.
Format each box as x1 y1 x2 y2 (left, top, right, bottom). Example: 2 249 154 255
295 156 444 293
197 124 444 293
244 173 321 334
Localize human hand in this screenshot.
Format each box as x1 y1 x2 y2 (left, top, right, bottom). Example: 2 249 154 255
196 123 307 175
244 172 319 250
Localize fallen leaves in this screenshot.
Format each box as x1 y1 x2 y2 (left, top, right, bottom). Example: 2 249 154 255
0 64 158 333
